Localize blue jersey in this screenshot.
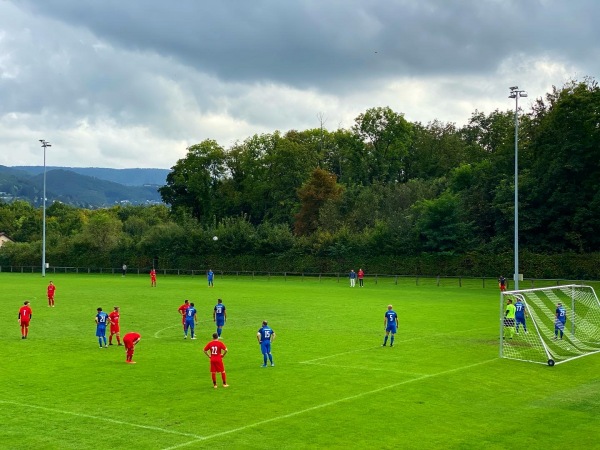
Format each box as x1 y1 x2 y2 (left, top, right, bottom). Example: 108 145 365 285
185 307 197 322
214 303 225 317
207 271 214 280
514 301 526 319
96 312 109 328
385 310 398 326
258 326 274 342
556 306 567 324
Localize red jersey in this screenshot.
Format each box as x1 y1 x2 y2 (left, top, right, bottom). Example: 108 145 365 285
123 332 141 346
203 339 227 361
47 284 56 298
358 270 364 279
109 311 120 330
18 306 32 322
178 303 190 321
150 269 156 278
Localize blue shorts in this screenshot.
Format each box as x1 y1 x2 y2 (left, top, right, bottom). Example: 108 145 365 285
386 324 397 334
216 317 225 327
555 320 565 331
260 341 272 354
516 316 526 325
184 321 195 330
96 326 106 338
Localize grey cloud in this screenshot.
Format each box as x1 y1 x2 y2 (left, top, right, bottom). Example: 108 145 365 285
17 0 600 89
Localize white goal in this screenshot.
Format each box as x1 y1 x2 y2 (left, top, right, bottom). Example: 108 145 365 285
500 284 600 366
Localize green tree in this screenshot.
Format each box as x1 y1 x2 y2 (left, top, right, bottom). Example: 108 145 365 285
295 168 343 236
524 79 600 252
352 106 413 183
159 140 226 224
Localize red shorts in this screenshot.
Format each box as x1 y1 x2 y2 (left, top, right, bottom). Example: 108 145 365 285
20 320 30 326
210 359 225 373
110 325 120 334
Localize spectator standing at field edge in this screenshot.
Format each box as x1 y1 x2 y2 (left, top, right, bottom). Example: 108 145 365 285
349 269 356 287
358 269 365 287
207 269 214 287
150 268 157 287
498 275 506 291
122 264 127 277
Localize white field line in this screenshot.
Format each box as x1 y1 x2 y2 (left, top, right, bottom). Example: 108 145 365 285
299 326 491 364
0 400 204 440
154 316 267 339
301 361 428 375
161 358 497 450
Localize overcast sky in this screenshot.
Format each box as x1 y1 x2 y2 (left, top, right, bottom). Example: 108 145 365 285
1 0 598 169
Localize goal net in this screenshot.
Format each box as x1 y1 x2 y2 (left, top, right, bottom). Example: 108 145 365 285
500 284 600 366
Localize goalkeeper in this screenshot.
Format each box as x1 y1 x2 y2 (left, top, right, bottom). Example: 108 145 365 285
504 299 516 339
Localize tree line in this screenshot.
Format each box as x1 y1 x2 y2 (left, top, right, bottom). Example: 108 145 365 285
1 78 599 278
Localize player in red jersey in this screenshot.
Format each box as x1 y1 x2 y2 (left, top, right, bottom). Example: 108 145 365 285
18 301 33 339
123 332 141 364
203 333 228 388
178 299 190 333
47 281 56 307
150 268 157 287
108 306 122 346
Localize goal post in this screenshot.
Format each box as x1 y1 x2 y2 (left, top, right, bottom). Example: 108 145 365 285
500 284 600 366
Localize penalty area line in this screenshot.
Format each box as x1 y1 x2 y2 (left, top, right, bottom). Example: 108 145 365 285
0 400 205 440
161 358 498 450
298 326 492 364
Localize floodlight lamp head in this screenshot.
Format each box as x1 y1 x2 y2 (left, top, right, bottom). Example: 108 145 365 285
509 86 518 91
509 92 517 99
520 92 528 98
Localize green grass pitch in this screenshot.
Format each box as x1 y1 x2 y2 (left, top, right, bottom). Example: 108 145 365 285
1 273 599 449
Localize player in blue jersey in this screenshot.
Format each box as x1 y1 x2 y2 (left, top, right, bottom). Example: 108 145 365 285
514 298 527 333
382 305 398 347
213 298 227 337
184 302 198 340
207 269 214 287
257 321 275 367
95 307 109 348
554 302 567 340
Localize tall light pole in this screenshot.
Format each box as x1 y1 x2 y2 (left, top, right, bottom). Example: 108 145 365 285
39 139 51 277
508 87 527 290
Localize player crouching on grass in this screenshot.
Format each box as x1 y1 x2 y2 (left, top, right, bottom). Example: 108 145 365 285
123 332 141 364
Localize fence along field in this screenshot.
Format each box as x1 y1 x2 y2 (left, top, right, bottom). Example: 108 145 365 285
0 273 599 449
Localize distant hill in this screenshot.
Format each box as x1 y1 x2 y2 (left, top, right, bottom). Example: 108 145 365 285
12 166 170 186
0 166 165 207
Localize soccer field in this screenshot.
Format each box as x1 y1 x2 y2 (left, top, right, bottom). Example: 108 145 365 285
1 273 599 450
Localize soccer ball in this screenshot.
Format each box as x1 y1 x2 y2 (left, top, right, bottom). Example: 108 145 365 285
212 236 218 241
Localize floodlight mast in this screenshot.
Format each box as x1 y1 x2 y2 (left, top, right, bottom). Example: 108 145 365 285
39 139 51 277
508 87 527 290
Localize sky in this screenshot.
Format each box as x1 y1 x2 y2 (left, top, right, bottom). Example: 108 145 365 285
0 0 598 169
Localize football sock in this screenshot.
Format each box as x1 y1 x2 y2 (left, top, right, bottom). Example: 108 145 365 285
263 355 268 365
383 336 388 345
117 337 121 344
268 354 273 364
217 328 222 337
222 373 227 384
390 336 395 346
98 338 103 347
212 374 217 384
